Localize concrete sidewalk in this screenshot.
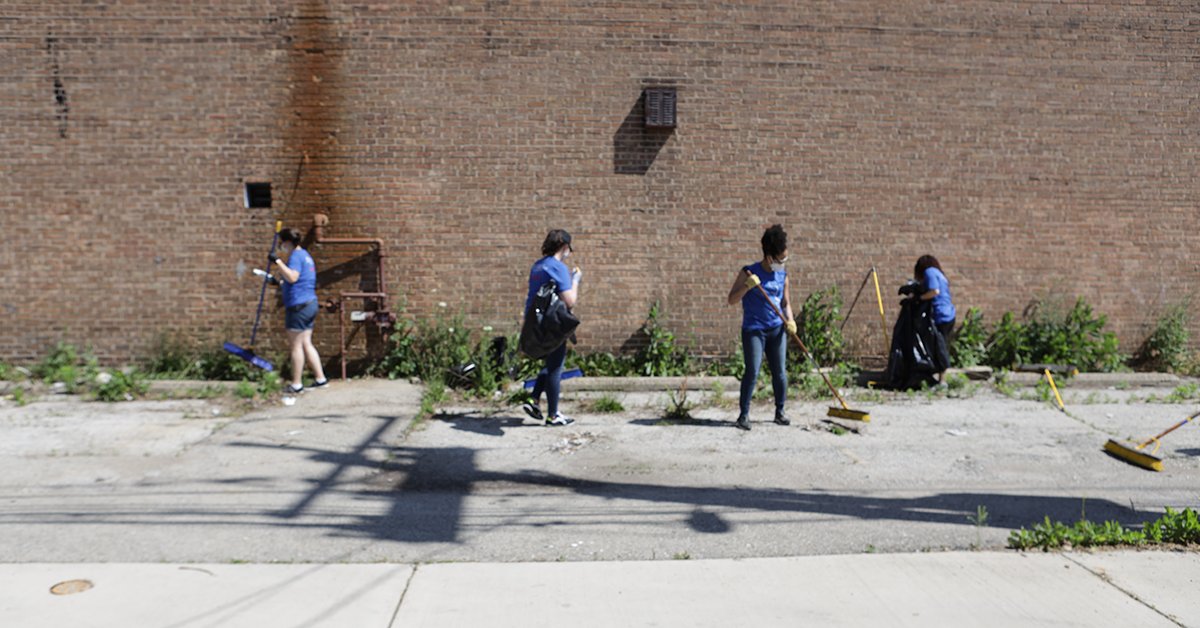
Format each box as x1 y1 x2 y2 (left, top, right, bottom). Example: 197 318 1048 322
3 551 1197 628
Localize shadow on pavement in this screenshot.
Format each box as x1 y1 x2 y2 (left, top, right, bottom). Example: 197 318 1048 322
8 413 1174 550
434 411 534 437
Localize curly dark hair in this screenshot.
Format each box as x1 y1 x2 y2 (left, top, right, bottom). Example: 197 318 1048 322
760 224 787 259
541 229 573 256
279 227 303 246
914 254 944 279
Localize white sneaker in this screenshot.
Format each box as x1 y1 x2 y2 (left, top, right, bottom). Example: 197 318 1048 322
546 413 574 426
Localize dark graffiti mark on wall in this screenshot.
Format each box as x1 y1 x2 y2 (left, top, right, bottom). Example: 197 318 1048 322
45 33 69 139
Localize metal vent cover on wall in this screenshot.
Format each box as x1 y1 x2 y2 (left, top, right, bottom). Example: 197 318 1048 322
644 87 676 128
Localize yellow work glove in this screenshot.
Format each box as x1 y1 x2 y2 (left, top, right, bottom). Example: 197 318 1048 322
744 272 761 289
785 319 797 335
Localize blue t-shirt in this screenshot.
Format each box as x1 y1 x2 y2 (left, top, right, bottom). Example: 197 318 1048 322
741 261 786 331
922 267 956 324
525 256 573 313
282 247 317 308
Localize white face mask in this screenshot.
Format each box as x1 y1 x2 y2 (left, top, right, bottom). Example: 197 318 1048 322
768 257 787 272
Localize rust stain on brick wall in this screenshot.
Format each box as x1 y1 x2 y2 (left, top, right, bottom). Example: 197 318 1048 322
280 0 345 220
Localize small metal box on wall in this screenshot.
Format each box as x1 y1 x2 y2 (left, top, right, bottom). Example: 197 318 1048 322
644 87 677 128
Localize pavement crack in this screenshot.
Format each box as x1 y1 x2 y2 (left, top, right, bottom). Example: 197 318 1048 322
387 563 420 628
1062 553 1185 627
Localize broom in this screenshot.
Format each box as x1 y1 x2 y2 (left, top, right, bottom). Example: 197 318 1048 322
223 221 282 371
752 279 871 422
1104 409 1200 472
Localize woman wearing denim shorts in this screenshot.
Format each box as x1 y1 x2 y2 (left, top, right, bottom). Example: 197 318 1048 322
269 228 328 394
726 224 795 431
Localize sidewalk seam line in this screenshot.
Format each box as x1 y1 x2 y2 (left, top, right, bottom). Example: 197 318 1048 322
1062 553 1185 628
387 563 420 628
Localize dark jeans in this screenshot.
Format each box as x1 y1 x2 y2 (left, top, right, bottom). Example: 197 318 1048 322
936 319 956 376
937 320 956 343
531 341 567 418
739 324 788 418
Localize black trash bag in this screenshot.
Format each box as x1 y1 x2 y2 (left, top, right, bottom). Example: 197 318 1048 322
518 281 580 359
882 288 951 390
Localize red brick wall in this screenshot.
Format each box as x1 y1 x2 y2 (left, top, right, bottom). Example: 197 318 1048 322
2 1 1197 366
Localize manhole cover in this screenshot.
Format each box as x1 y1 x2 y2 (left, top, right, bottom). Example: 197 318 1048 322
50 579 93 596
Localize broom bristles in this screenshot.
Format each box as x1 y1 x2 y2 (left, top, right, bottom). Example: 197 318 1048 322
1104 439 1163 472
828 407 870 422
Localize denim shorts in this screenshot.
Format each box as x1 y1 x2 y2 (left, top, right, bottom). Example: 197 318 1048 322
285 300 318 331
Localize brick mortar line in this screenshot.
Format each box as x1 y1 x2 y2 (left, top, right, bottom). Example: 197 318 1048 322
1062 553 1186 628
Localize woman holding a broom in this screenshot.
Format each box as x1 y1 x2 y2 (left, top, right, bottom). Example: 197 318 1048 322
269 227 328 394
726 224 796 431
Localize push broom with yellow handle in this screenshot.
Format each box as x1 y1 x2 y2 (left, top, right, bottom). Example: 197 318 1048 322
1104 409 1200 472
748 272 871 422
1043 369 1066 412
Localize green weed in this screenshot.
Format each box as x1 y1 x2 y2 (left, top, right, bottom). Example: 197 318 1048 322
591 395 625 413
993 370 1017 398
234 380 256 399
1137 304 1191 373
968 505 990 548
706 381 735 409
703 346 745 379
92 370 149 402
144 334 281 381
790 363 854 401
663 379 694 421
634 302 691 377
1007 507 1200 550
796 286 844 366
1164 383 1200 404
570 351 635 377
34 343 95 392
256 371 281 397
951 308 988 368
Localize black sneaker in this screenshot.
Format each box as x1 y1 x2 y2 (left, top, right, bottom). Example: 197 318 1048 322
774 412 791 426
522 403 544 422
286 383 304 395
735 415 751 431
310 379 329 390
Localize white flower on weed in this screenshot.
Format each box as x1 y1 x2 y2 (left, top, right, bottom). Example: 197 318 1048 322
437 302 448 308
482 326 493 332
449 327 455 333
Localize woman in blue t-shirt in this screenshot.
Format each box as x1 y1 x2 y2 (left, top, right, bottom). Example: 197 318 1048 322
915 254 956 385
269 228 328 394
521 229 581 427
726 224 796 431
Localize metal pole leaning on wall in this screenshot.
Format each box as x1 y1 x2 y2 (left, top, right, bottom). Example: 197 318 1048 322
871 266 890 356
